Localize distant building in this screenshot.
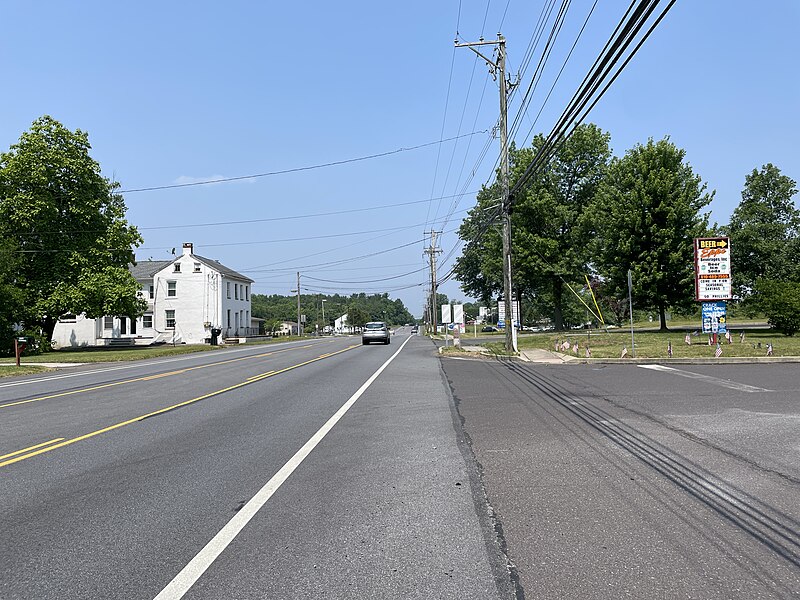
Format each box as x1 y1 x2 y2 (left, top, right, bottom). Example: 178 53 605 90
334 313 355 334
52 243 254 347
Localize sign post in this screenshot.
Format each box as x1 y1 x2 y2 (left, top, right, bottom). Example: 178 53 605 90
441 304 452 347
453 304 464 348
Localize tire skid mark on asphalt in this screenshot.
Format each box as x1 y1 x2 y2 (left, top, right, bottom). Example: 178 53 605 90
0 344 361 469
498 361 800 585
0 344 322 411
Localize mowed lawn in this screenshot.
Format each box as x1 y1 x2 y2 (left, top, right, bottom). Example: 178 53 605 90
0 344 226 365
513 328 800 358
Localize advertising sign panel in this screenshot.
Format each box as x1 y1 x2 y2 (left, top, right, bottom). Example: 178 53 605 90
701 301 727 334
694 237 732 301
497 297 520 328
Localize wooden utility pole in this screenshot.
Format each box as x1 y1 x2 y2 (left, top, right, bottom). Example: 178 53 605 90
456 34 516 352
424 230 442 335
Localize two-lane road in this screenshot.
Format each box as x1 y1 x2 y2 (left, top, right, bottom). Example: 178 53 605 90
1 334 514 599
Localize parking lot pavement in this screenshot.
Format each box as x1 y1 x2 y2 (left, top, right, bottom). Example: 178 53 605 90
440 357 800 600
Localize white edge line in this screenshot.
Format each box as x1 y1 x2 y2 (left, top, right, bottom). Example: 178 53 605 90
637 364 770 392
153 334 414 600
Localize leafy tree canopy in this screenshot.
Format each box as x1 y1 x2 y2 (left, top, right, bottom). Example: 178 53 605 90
726 163 799 298
456 123 612 330
589 137 712 330
0 116 145 341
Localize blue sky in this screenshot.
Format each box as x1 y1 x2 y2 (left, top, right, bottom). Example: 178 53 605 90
2 1 798 317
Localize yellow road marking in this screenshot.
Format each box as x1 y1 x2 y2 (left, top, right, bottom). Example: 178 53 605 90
0 344 320 410
0 344 360 469
246 371 276 382
0 438 64 461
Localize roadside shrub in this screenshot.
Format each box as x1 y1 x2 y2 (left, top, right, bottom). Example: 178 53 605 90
753 279 800 336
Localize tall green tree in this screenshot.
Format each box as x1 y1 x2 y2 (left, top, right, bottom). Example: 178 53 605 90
726 164 799 298
0 239 25 355
0 116 145 341
590 137 712 330
456 123 611 330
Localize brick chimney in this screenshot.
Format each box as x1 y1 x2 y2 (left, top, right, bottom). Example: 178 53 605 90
182 242 193 256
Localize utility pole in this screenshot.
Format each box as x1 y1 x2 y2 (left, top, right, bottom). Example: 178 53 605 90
293 271 301 337
456 33 516 352
424 230 442 336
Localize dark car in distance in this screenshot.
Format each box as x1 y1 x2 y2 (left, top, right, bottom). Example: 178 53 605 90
481 325 498 332
362 322 391 345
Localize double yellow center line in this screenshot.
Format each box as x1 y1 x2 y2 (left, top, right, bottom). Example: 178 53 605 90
0 343 360 469
0 344 322 410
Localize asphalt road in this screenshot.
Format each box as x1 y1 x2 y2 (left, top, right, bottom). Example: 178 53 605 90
441 357 800 599
1 333 514 599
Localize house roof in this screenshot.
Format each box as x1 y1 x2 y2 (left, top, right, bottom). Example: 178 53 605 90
129 256 254 283
130 260 172 280
194 254 254 283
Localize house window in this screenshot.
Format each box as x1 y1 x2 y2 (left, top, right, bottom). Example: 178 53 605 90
194 262 201 273
59 314 77 323
245 286 249 301
227 282 231 299
103 316 114 330
174 262 181 272
227 309 231 328
143 315 153 328
167 281 177 297
165 310 176 329
149 285 154 299
235 284 239 300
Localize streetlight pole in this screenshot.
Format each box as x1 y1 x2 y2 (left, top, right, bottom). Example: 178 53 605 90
321 299 326 335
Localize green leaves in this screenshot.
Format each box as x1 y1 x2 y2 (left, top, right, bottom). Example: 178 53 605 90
591 138 712 329
727 164 799 298
0 116 144 342
753 279 800 336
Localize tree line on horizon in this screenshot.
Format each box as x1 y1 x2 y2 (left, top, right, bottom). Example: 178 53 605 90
455 123 800 335
250 292 416 334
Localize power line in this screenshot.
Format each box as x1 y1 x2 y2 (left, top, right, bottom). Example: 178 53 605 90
510 0 677 197
15 191 479 237
119 130 488 193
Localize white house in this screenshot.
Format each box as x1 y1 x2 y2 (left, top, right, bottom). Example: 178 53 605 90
52 243 254 347
334 313 355 334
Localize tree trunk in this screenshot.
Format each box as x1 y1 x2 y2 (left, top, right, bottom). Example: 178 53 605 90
659 303 668 331
553 279 564 331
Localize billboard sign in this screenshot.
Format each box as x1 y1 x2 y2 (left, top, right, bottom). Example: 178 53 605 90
694 237 732 301
701 301 727 334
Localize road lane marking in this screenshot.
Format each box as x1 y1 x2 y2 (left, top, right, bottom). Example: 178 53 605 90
152 335 413 600
637 364 771 392
0 345 322 410
0 339 329 390
0 344 361 469
0 438 64 461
